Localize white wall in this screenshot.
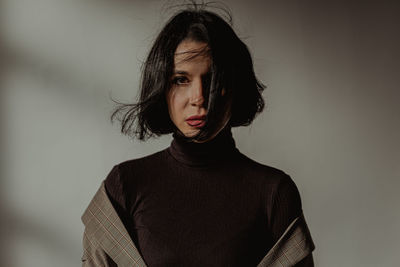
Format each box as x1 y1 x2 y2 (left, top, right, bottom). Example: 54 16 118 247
1 0 399 266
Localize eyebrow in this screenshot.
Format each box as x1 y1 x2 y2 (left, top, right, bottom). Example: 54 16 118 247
173 70 212 76
173 70 189 75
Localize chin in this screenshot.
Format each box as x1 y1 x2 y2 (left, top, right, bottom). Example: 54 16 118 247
182 128 200 137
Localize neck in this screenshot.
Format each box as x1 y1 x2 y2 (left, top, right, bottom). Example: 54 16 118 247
167 127 238 167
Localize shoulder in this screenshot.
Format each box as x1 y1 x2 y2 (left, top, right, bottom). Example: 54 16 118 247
106 149 167 178
118 149 167 172
103 149 167 197
236 151 302 205
236 151 293 184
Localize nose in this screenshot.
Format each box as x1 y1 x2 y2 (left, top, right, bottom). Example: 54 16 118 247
189 79 205 107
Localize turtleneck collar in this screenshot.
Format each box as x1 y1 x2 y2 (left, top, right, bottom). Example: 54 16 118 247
167 127 239 167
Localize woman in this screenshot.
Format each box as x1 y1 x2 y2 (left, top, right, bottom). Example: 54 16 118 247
81 4 315 267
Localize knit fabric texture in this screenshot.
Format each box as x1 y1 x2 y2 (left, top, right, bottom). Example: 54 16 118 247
104 127 303 267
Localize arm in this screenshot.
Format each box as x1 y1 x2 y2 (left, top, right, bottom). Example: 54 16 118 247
80 166 129 267
81 167 147 267
104 165 139 246
268 174 315 266
269 174 303 243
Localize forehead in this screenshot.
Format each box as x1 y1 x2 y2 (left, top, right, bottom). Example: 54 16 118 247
174 40 211 69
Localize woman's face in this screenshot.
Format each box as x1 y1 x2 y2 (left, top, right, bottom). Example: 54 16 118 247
166 39 213 138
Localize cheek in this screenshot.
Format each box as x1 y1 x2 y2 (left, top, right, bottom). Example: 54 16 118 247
167 90 186 120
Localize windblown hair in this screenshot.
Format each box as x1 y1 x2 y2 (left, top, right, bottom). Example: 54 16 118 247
111 2 266 142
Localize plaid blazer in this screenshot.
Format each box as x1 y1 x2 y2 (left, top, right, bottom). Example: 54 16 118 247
81 181 315 267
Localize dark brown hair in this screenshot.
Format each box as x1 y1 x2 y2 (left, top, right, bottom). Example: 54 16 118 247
111 2 265 142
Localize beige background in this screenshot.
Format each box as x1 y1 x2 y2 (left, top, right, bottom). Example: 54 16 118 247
1 0 399 266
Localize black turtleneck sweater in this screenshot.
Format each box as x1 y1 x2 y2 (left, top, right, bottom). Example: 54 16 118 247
104 128 303 267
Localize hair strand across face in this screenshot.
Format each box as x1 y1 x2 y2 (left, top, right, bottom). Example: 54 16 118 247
110 3 266 142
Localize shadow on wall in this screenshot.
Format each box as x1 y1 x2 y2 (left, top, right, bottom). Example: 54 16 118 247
0 1 144 265
1 208 78 264
1 0 11 262
0 21 112 260
0 16 102 267
0 46 85 267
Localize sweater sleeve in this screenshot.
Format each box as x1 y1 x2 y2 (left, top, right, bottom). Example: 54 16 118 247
269 173 303 244
104 165 127 212
103 165 137 243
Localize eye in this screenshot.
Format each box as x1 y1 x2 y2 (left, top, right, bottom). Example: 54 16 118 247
172 76 189 85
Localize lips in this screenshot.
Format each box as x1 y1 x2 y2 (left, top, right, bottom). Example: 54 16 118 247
187 120 206 127
186 115 206 128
